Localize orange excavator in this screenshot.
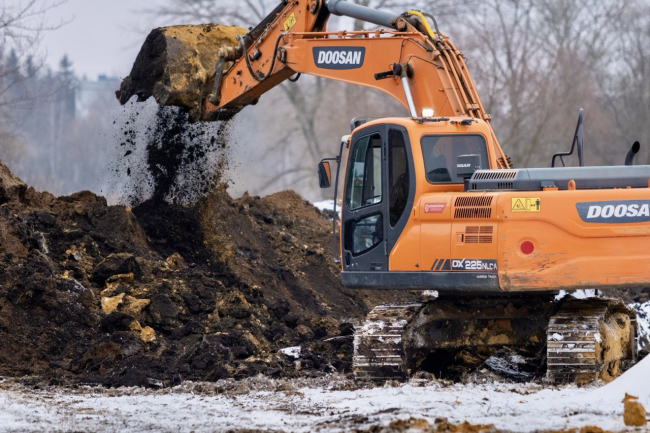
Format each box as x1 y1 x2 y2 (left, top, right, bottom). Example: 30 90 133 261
119 0 649 383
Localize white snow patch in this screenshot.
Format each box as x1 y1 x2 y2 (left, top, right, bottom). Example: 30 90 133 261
593 349 650 403
280 346 302 359
550 333 564 341
312 199 335 211
630 301 650 351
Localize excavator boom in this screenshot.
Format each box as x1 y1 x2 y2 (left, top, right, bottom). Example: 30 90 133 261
117 0 508 166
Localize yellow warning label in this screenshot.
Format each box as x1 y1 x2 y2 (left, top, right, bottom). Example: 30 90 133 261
511 197 541 212
283 13 297 31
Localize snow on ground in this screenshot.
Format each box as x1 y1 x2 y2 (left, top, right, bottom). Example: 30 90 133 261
312 199 336 212
631 302 650 349
0 356 648 432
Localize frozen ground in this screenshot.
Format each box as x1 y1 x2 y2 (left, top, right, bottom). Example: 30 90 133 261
0 356 648 432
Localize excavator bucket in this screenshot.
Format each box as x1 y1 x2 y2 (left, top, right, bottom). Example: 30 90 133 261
116 24 246 121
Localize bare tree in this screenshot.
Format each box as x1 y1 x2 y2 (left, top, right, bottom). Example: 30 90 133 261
597 1 650 164
0 0 68 166
460 0 630 168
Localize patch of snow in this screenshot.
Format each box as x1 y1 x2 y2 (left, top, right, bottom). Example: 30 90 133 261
573 289 597 299
550 333 564 341
280 346 301 359
629 301 650 351
312 199 335 211
593 348 650 403
421 290 439 299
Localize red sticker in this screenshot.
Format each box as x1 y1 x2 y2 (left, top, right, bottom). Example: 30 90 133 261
424 203 446 214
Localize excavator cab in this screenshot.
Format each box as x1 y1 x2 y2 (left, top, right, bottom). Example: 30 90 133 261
325 116 504 290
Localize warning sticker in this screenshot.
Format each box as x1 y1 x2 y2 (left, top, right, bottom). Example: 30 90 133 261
511 197 541 212
283 13 297 31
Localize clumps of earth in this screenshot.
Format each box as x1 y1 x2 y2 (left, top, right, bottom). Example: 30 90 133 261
0 154 417 387
114 105 231 205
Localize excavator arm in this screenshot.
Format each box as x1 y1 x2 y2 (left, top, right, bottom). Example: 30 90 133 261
204 0 490 122
118 0 509 167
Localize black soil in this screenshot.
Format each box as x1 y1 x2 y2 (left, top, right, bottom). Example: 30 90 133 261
0 157 412 387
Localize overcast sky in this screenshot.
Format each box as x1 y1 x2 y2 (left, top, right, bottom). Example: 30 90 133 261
28 0 168 80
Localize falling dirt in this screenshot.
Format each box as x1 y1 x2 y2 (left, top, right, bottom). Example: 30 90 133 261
113 105 232 205
116 24 246 121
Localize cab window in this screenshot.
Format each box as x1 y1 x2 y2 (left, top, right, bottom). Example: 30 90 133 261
421 135 489 183
388 129 409 227
345 133 383 210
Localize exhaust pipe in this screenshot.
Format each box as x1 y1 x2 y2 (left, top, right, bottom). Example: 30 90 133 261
327 0 402 30
625 141 641 166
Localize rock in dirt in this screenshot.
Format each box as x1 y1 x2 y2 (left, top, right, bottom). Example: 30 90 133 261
623 393 647 427
116 24 246 121
92 253 141 284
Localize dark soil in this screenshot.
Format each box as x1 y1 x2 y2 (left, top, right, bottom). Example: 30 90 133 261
0 159 410 387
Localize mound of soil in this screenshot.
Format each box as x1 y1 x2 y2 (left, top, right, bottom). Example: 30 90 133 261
0 159 409 387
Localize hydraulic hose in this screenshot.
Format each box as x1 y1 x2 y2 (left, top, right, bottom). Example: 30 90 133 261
420 12 442 39
406 10 436 39
242 32 284 83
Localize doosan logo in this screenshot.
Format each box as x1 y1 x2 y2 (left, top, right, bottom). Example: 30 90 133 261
313 47 365 70
587 204 650 219
457 164 472 168
576 200 650 223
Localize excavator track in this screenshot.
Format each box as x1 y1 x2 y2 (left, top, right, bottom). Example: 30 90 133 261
547 298 636 383
353 303 423 381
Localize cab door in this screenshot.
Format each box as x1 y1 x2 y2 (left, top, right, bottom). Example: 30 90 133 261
342 126 386 271
341 124 414 272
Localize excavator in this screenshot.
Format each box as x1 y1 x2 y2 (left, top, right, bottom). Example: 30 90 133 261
118 0 650 383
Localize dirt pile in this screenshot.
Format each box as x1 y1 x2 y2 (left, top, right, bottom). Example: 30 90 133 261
116 24 246 121
0 159 410 387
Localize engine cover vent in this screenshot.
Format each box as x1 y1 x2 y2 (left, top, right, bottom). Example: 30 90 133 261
454 196 493 219
465 226 494 243
455 196 493 207
473 170 517 180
